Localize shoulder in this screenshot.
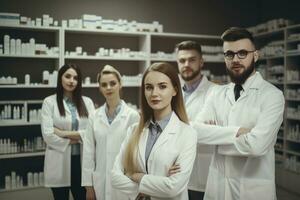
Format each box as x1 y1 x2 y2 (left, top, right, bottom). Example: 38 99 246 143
122 101 139 116
43 94 56 105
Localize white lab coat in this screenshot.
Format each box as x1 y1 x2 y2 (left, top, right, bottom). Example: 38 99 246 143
192 72 285 200
111 112 197 200
81 100 140 200
184 76 216 192
41 94 95 187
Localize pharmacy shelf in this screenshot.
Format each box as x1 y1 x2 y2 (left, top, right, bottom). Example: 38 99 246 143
259 55 285 60
0 54 59 59
0 83 141 88
150 32 220 39
64 55 147 61
0 121 40 127
287 38 300 43
286 138 300 144
286 150 300 157
286 52 300 57
0 185 45 193
286 116 300 121
0 24 60 32
253 28 285 38
0 151 45 159
286 98 300 102
0 84 55 88
64 27 148 36
286 81 300 85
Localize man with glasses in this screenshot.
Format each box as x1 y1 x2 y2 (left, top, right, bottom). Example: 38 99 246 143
191 27 284 199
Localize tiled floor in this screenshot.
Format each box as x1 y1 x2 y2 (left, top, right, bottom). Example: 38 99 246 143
277 186 300 200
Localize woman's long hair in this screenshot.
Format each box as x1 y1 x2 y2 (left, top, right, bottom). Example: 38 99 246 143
123 62 188 174
56 63 88 117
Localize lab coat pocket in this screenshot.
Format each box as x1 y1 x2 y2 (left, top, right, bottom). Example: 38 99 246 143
240 178 275 200
44 148 65 184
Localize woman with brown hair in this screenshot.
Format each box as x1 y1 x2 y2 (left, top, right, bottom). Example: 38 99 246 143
111 62 197 200
41 64 95 200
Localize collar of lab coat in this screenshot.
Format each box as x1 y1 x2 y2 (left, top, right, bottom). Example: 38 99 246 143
138 111 181 171
226 72 263 104
184 76 211 105
98 100 127 125
62 98 72 114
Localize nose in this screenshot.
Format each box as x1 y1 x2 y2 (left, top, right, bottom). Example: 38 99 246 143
151 87 159 96
184 60 190 66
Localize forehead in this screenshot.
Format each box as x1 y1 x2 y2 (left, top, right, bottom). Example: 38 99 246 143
223 38 254 51
100 73 118 82
64 68 77 76
145 71 172 84
177 49 201 58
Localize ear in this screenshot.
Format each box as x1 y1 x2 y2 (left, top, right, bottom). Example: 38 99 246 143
254 50 259 62
172 87 178 97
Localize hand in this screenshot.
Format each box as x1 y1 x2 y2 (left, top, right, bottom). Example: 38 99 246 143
54 127 65 137
204 120 216 125
70 139 80 144
126 172 145 183
236 127 251 137
167 164 180 177
86 186 96 200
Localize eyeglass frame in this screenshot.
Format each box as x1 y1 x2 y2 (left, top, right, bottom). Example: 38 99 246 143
223 49 256 60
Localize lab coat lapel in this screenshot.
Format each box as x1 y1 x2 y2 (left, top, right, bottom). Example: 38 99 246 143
63 100 71 114
150 112 179 155
225 83 235 105
185 76 209 106
98 105 110 127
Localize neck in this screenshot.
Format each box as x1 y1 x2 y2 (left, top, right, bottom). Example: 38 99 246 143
185 73 202 87
64 91 73 100
107 97 121 113
153 105 172 121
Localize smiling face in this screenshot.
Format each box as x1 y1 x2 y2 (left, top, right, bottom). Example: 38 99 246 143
99 73 121 101
62 68 78 95
223 38 258 84
144 71 177 119
177 49 203 82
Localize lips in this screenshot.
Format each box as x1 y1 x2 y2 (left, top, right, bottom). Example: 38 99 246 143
151 99 161 104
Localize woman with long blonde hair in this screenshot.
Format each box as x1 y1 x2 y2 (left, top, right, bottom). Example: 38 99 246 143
111 62 197 200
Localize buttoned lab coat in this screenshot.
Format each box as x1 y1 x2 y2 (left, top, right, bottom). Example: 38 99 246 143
184 76 216 192
192 72 285 200
111 112 197 200
41 94 95 187
82 100 140 200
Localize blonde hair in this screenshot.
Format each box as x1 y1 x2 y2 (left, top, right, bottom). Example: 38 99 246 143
123 62 189 175
97 64 122 84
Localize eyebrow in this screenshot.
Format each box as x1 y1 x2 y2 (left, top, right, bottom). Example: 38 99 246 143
145 82 168 85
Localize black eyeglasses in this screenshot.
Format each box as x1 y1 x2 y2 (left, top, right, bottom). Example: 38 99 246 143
224 49 256 60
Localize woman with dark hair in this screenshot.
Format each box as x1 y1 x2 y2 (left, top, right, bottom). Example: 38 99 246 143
111 62 197 200
82 65 140 200
41 64 95 200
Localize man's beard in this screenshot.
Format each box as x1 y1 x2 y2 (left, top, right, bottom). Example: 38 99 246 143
226 59 255 85
180 66 201 82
